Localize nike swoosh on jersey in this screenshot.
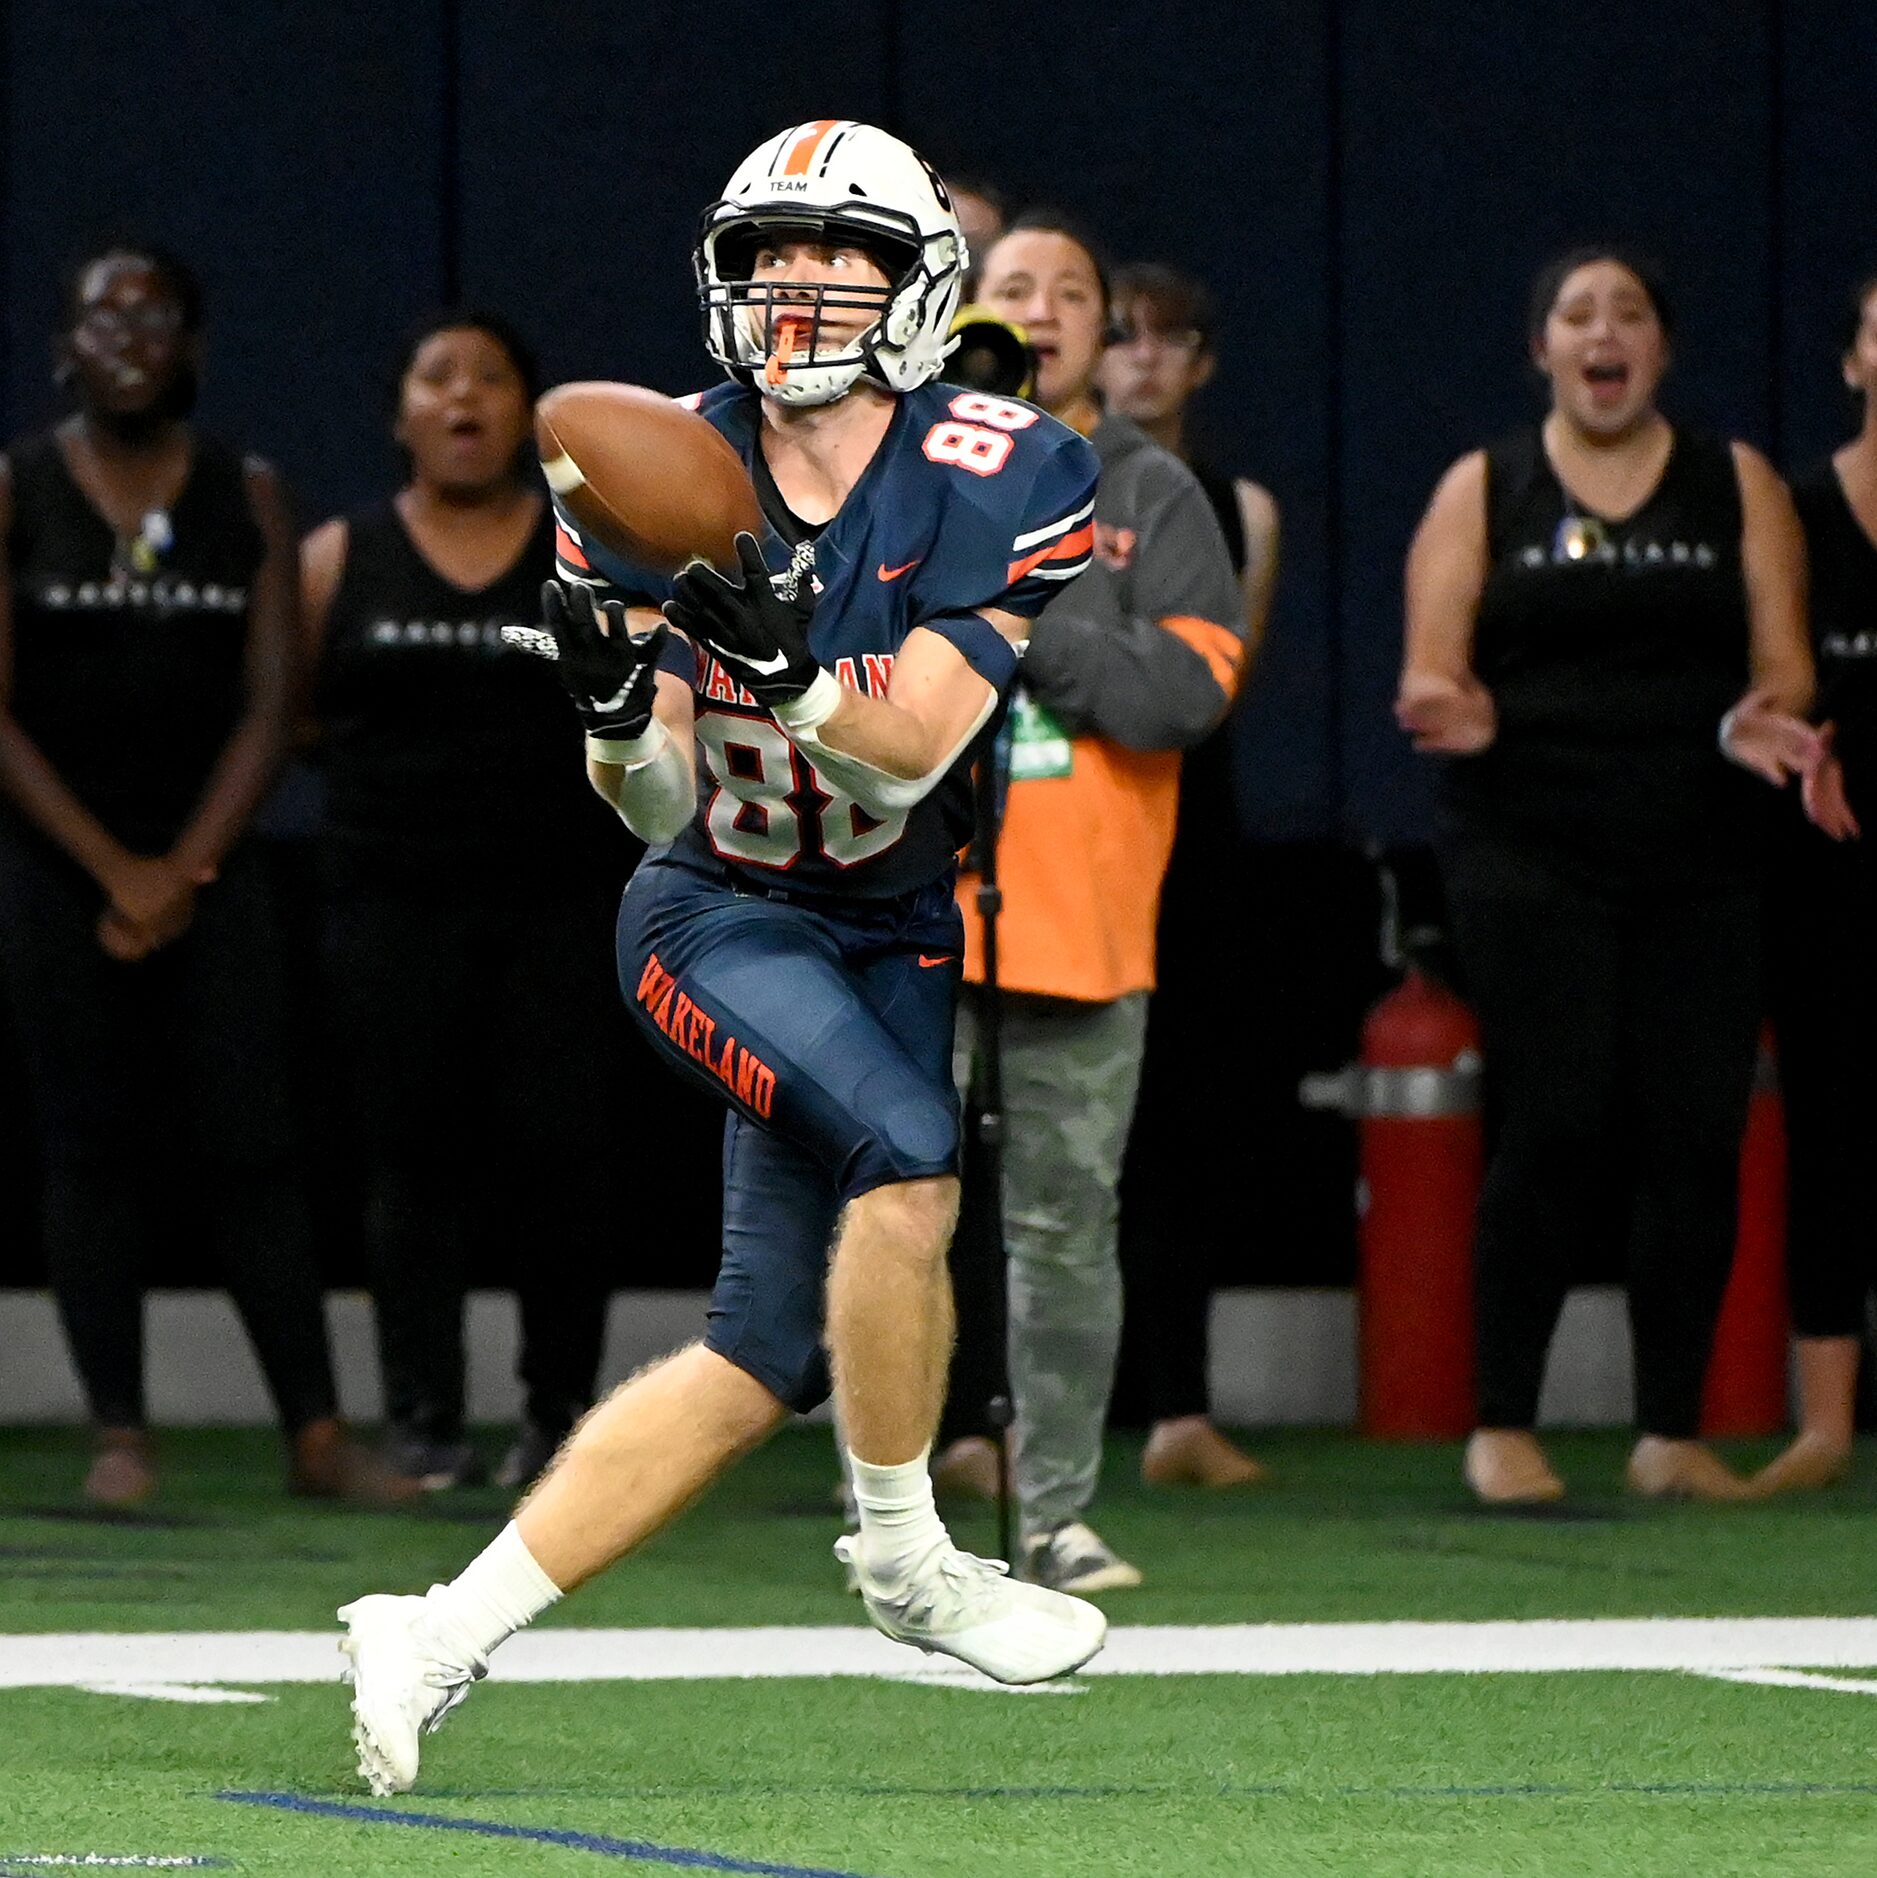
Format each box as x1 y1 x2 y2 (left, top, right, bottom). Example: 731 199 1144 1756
917 954 954 968
877 558 921 582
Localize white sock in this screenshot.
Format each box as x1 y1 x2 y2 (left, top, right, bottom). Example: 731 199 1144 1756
847 1447 948 1575
423 1521 562 1663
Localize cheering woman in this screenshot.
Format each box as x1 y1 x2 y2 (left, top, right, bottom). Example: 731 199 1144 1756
1398 248 1817 1504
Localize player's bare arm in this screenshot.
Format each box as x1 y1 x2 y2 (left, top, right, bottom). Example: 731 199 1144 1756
802 611 1022 784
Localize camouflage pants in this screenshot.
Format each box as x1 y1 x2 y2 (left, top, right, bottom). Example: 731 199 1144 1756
955 989 1149 1533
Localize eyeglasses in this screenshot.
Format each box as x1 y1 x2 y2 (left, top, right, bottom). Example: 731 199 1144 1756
74 304 183 342
1111 325 1206 356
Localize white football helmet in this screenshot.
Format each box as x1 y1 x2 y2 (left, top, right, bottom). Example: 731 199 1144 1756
696 120 967 407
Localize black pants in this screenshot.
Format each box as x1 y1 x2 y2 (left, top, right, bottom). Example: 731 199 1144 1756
1115 954 1223 1426
321 860 627 1440
0 827 337 1432
1439 830 1762 1438
1768 813 1877 1339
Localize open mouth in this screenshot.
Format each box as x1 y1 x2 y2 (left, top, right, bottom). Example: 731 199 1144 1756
445 415 486 443
1584 360 1631 399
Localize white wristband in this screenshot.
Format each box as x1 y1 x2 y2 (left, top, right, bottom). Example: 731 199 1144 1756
772 668 843 736
586 718 668 771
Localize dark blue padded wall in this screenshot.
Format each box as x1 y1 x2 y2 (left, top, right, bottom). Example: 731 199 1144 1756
1337 0 1778 846
898 1 1338 838
3 2 1873 839
454 1 891 397
1 2 447 524
1780 2 1877 473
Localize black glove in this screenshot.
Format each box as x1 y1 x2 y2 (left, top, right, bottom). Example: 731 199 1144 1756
505 581 669 742
663 532 820 708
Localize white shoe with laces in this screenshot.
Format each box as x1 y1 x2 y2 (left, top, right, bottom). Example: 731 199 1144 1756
834 1535 1107 1684
337 1593 486 1795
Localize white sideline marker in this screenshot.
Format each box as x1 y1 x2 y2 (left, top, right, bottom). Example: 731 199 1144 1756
0 1860 221 1869
74 1682 273 1706
6 1618 1877 1699
1696 1666 1877 1698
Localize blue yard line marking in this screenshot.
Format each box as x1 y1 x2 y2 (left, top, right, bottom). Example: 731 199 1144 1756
1370 1779 1877 1801
215 1793 875 1877
355 1775 1877 1806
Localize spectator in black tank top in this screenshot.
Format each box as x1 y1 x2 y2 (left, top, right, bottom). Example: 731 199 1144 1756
1397 248 1818 1505
1759 271 1877 1496
1099 263 1281 1490
0 243 395 1507
305 313 667 1494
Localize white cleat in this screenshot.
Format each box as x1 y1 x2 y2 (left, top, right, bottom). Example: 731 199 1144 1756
337 1593 485 1795
834 1536 1107 1684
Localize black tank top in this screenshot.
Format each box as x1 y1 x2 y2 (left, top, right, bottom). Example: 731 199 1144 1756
1155 458 1252 955
1791 461 1877 827
5 428 259 852
1188 458 1247 575
1443 425 1758 879
315 499 623 888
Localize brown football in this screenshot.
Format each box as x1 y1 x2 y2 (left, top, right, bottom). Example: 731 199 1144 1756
534 382 763 577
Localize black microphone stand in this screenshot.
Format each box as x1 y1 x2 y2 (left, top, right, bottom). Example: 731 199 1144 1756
968 731 1016 1566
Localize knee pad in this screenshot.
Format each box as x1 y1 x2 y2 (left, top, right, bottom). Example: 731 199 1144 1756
845 1077 959 1194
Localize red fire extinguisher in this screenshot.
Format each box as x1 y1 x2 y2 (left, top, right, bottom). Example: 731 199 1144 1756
1303 969 1483 1439
1701 1030 1790 1438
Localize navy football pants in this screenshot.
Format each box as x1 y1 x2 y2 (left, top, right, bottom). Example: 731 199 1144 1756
617 853 964 1411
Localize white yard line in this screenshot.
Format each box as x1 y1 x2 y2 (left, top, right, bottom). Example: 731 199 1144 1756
4 1618 1877 1694
1694 1666 1877 1697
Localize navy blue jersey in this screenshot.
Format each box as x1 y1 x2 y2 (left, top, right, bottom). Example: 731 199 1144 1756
554 379 1097 899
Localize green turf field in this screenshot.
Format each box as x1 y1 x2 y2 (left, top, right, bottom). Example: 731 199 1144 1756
4 1425 1876 1876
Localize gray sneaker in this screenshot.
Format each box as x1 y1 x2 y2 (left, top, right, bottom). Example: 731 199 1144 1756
1021 1520 1143 1593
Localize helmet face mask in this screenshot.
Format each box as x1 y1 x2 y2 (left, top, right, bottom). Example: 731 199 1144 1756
695 123 967 407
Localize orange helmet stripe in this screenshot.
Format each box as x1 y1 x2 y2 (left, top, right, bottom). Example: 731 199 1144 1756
781 119 843 176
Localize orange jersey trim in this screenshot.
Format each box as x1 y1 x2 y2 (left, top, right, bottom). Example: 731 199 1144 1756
1160 615 1244 699
554 522 591 571
1006 521 1095 586
782 119 842 176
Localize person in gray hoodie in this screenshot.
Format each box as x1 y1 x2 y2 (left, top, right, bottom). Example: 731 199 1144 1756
952 213 1250 1592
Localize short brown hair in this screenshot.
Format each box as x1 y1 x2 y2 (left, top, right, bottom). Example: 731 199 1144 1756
1111 262 1217 351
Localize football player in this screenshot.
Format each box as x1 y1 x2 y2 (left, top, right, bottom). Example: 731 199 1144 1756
337 119 1104 1796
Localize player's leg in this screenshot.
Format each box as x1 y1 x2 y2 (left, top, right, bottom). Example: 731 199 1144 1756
826 1174 958 1463
623 869 1104 1678
340 863 1094 1792
516 1343 787 1581
338 868 908 1790
340 1108 813 1799
816 927 1106 1682
513 1108 837 1588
